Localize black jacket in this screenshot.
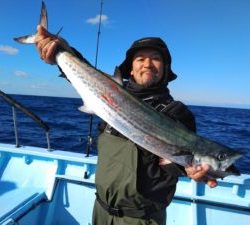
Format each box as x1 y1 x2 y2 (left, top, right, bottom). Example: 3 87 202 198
100 78 196 205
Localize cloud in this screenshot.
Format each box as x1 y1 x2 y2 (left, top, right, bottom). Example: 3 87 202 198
30 83 49 89
86 14 108 25
0 45 19 55
14 70 28 77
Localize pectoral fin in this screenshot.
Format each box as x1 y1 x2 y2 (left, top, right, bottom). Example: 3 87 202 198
78 105 95 114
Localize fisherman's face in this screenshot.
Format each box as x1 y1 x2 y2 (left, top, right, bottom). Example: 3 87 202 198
130 48 164 87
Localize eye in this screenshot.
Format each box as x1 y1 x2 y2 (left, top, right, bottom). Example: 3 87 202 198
217 153 227 161
152 55 162 61
135 57 144 62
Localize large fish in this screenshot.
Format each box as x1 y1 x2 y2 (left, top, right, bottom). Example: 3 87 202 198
14 1 241 179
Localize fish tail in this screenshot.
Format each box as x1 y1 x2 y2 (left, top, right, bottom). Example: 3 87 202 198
13 1 48 44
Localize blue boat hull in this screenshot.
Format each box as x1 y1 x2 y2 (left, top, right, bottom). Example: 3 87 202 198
0 144 249 225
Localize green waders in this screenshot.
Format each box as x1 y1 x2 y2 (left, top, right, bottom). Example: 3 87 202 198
92 132 166 225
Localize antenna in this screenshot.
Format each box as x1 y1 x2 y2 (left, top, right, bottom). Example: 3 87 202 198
86 0 104 157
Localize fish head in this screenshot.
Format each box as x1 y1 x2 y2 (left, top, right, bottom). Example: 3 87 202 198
193 150 242 179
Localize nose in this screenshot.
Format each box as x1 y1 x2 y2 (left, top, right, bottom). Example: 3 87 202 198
143 58 153 67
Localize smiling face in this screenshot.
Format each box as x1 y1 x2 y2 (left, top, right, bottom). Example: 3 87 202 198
130 48 165 87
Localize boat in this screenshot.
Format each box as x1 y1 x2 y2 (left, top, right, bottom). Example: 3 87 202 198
0 91 250 225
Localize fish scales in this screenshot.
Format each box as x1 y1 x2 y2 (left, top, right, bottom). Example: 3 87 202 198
57 52 214 159
56 52 242 174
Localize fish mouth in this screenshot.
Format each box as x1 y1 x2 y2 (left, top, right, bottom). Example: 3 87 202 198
224 152 242 176
207 164 240 179
225 164 240 176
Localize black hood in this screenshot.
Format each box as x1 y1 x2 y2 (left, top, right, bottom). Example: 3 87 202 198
119 37 177 82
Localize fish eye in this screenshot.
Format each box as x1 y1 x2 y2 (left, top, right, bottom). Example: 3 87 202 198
217 153 227 161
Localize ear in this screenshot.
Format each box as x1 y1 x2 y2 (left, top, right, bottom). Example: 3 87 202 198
130 69 134 76
164 64 170 79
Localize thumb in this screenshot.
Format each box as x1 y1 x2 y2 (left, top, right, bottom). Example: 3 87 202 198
159 158 172 165
37 25 45 34
206 179 218 188
36 24 52 36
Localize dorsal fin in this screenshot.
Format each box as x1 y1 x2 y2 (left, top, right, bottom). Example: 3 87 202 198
112 66 123 86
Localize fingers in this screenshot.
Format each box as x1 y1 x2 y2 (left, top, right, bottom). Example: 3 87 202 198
185 164 209 181
43 40 58 64
36 25 53 39
207 179 218 188
35 25 59 64
185 164 218 188
36 38 57 64
159 158 172 165
35 25 73 64
35 25 57 64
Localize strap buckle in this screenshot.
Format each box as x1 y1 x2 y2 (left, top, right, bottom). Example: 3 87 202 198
96 193 123 217
104 124 113 134
155 103 167 112
107 206 123 217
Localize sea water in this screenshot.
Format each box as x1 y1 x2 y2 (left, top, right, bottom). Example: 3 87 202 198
0 94 249 174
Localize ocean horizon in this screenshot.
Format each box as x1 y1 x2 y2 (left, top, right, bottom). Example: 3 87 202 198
2 92 250 110
0 94 249 174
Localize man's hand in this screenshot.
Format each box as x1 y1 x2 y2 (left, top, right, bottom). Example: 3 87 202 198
34 25 72 64
185 164 218 188
159 158 172 165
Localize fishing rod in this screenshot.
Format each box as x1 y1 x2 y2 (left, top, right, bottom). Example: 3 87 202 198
95 0 104 69
86 0 104 157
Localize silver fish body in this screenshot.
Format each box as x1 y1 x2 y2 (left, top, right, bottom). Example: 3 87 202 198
14 2 241 179
60 52 241 178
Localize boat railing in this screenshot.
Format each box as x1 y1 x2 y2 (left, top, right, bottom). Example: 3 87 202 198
0 90 51 150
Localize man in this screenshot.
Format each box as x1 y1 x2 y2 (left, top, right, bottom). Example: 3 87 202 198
35 25 217 225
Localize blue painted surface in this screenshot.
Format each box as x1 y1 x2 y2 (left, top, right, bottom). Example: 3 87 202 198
0 143 250 225
0 187 45 222
167 176 250 225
